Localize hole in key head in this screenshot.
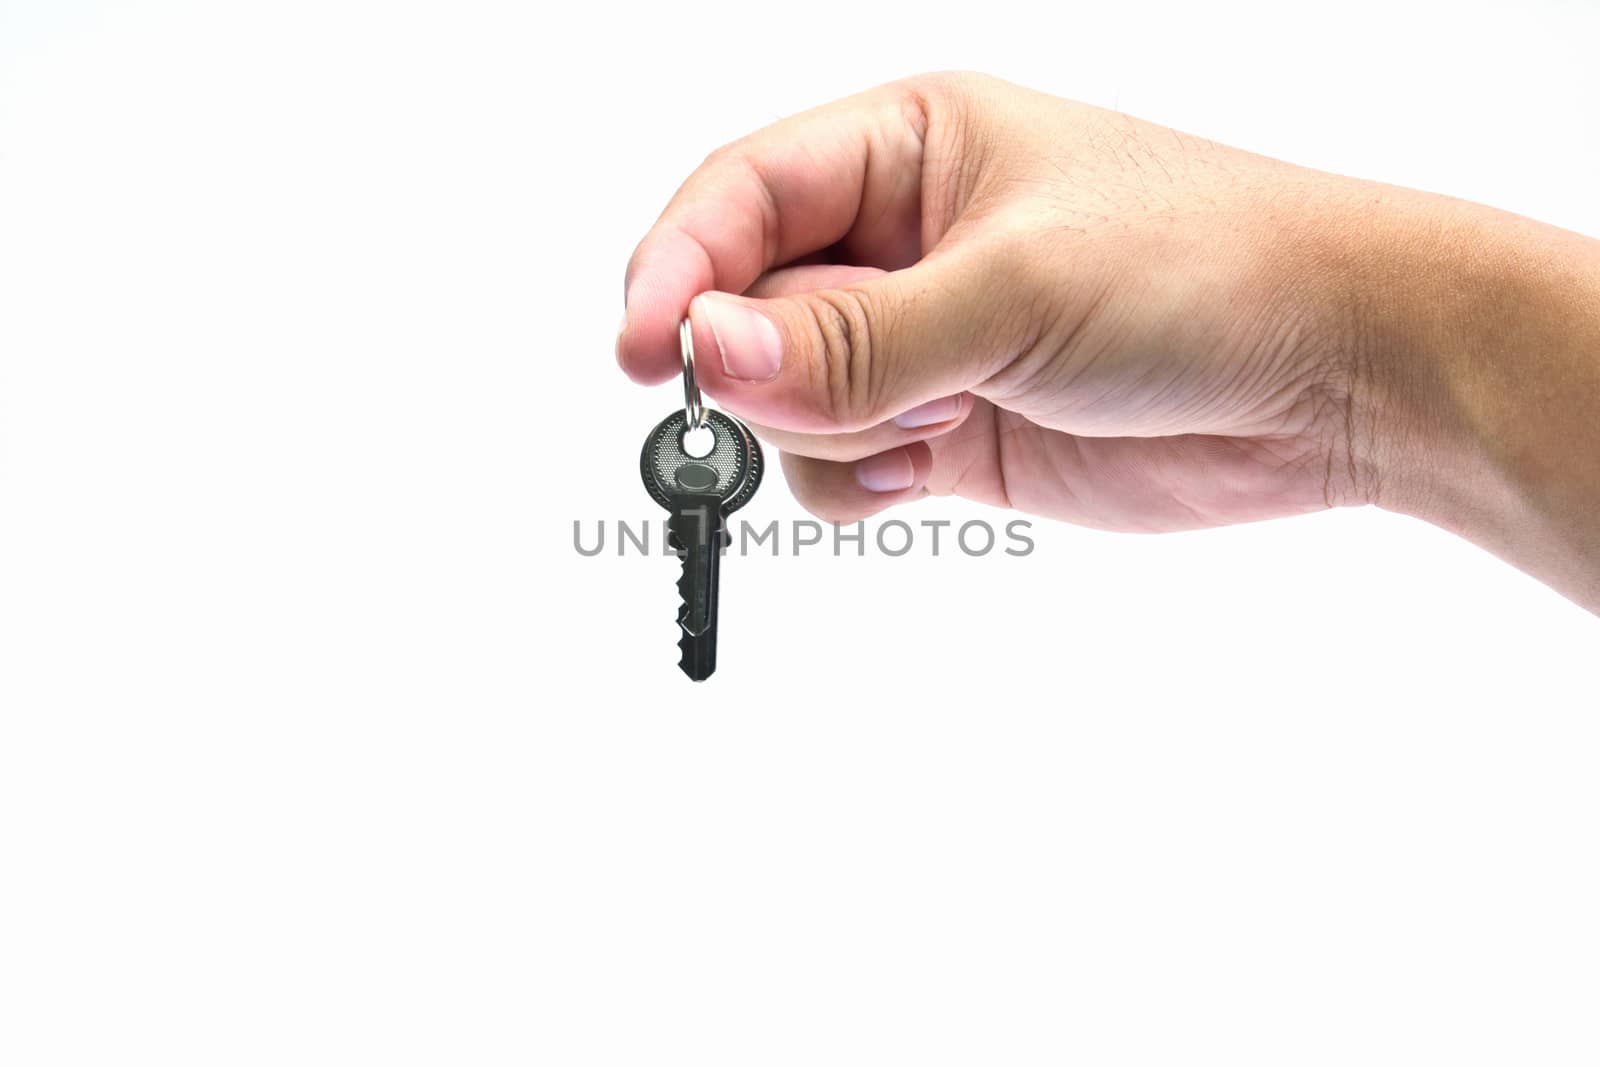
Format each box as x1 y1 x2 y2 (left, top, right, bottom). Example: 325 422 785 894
681 424 715 458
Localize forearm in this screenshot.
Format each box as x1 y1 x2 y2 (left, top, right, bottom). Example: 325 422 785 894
1358 193 1600 611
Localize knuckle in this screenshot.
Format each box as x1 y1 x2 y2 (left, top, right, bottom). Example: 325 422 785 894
895 72 1001 228
781 459 853 524
786 478 826 518
794 288 886 429
700 141 740 170
904 69 996 107
803 495 860 525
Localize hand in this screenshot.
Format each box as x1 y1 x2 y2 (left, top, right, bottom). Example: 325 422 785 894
617 73 1600 606
617 72 1385 531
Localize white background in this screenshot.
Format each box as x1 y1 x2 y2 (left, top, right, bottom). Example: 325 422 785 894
2 1 1597 1063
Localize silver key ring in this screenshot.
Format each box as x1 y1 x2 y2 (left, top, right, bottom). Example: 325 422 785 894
679 316 707 432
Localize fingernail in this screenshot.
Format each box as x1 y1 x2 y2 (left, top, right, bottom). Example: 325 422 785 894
698 293 782 382
855 450 916 493
616 309 628 342
893 394 962 429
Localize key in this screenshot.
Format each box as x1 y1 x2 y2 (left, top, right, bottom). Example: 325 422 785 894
639 407 763 681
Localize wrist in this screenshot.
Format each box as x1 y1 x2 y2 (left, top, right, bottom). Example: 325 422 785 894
1341 190 1600 607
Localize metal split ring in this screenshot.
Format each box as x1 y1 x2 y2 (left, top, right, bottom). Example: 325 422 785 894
679 316 706 431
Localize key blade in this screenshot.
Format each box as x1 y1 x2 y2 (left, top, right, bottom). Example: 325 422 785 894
667 493 724 681
675 533 715 637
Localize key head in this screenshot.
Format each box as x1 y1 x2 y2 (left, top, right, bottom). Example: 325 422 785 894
640 409 763 514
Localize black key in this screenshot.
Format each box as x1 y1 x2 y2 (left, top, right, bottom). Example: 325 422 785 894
640 409 763 681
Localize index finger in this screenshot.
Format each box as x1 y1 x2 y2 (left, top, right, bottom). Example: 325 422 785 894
616 79 935 384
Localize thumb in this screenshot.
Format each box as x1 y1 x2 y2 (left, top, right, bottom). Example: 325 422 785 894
687 246 1017 434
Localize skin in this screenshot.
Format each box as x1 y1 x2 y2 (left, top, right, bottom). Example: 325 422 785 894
616 72 1600 613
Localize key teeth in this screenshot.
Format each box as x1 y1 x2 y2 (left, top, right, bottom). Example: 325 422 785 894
666 527 690 625
677 630 714 682
665 524 723 684
666 502 727 682
670 525 726 628
676 560 693 611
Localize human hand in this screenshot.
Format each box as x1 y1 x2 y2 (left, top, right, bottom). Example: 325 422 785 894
616 73 1600 605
